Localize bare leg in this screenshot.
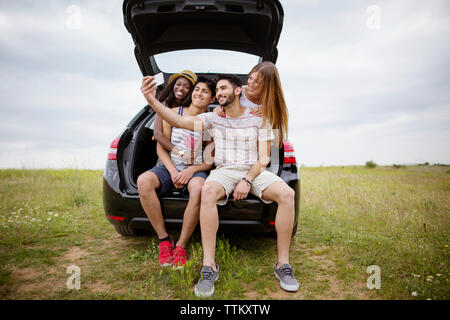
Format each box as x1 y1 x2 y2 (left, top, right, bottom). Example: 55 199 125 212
137 171 168 239
199 181 226 271
176 177 205 248
261 181 296 267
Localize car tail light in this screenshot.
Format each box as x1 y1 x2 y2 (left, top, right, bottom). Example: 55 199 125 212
283 140 296 164
106 215 125 221
107 138 120 160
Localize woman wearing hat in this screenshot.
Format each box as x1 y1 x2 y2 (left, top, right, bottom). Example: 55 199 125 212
214 61 289 147
154 70 198 160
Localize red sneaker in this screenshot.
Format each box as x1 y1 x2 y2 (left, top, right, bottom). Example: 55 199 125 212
172 246 188 269
158 237 174 267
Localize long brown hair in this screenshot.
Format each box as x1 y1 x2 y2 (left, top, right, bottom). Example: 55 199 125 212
249 61 289 147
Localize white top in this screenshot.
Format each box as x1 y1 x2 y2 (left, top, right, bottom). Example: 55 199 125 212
198 108 274 167
240 86 261 109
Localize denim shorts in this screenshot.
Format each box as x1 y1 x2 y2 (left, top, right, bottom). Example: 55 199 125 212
148 165 208 196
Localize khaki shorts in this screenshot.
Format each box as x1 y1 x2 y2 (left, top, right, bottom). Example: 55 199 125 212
205 165 284 205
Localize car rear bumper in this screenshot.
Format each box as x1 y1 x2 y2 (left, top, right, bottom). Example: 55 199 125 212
128 216 269 233
103 168 300 234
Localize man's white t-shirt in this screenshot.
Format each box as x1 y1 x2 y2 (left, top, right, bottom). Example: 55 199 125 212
198 108 274 168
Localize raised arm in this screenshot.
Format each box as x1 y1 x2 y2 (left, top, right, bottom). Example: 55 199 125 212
141 76 204 132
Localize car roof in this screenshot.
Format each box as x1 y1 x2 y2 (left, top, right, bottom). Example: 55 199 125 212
123 0 284 76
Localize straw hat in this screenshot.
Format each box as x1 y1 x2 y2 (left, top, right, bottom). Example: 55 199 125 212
168 70 197 86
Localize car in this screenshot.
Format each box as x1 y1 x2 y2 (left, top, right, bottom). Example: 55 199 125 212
103 0 300 237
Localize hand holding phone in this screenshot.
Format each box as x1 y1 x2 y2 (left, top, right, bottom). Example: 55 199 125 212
153 72 165 87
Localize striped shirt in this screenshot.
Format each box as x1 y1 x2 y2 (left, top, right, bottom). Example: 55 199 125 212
170 107 203 170
198 108 274 167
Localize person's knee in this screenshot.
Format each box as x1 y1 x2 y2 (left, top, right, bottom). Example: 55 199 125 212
277 186 295 207
189 179 205 197
201 183 219 204
137 172 156 193
188 179 204 199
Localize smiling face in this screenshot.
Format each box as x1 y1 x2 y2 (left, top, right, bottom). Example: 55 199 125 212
173 76 192 100
246 71 264 98
191 82 214 109
215 79 239 107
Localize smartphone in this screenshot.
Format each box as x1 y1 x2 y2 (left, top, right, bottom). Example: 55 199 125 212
153 72 165 87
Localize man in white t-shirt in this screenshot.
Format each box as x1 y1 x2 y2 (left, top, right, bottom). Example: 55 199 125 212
141 74 298 298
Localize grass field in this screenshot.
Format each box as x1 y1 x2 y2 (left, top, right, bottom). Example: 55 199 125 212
0 166 448 300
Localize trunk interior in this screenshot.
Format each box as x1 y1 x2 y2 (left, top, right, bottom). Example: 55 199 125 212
132 113 159 185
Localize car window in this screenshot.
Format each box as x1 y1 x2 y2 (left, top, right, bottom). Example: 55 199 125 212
153 49 260 74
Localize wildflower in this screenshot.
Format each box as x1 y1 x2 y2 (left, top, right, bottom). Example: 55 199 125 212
436 273 442 277
445 245 448 248
31 218 36 222
411 292 417 296
54 213 59 217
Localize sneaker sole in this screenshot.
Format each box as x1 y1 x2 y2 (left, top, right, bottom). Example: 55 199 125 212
274 271 299 292
172 257 187 270
160 261 173 267
194 275 219 298
194 285 214 298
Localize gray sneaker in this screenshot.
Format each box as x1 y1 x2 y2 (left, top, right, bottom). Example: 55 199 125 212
194 265 219 298
274 263 299 292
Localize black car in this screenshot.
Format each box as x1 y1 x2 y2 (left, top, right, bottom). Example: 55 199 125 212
103 0 300 236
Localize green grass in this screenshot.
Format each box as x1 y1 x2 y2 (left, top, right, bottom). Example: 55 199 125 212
300 165 449 299
0 166 448 300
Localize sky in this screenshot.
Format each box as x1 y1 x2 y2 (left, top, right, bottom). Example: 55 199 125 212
0 0 449 169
